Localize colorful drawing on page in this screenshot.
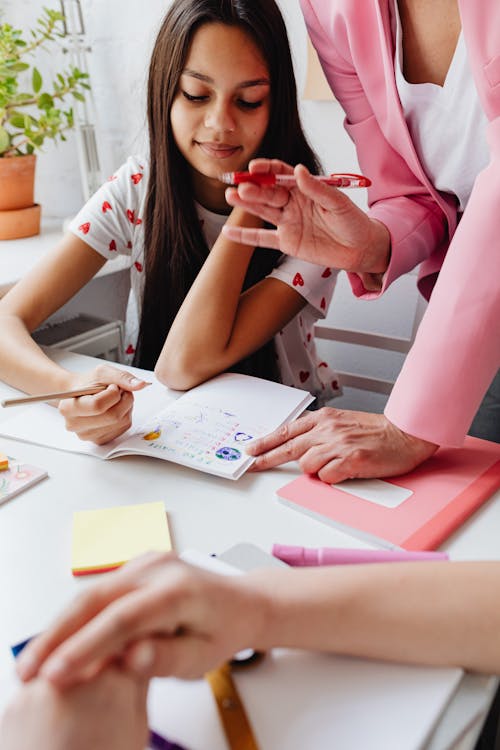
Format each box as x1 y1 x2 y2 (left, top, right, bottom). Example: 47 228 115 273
143 427 162 441
234 432 253 442
129 401 264 470
215 447 241 461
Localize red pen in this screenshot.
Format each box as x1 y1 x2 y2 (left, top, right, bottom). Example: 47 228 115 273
221 171 371 188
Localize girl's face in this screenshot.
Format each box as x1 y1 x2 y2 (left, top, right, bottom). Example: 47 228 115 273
170 22 271 212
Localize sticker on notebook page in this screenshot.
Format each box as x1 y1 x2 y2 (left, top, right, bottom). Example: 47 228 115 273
332 478 413 508
215 447 241 461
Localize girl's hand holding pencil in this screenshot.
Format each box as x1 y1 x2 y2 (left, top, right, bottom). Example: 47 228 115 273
2 365 150 446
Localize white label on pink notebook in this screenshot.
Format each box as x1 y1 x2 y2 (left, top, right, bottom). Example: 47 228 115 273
332 478 413 508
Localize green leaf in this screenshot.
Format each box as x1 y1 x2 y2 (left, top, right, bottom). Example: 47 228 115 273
7 62 29 73
8 113 26 129
71 91 85 102
37 92 54 110
32 67 42 93
0 126 10 154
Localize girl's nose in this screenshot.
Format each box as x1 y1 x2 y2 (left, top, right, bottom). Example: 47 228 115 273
204 100 235 133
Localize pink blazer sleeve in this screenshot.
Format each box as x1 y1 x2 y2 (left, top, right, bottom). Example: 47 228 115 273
386 128 500 445
300 0 500 446
299 0 451 300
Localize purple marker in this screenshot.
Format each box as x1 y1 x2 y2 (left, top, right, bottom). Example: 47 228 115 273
272 544 449 567
149 729 187 750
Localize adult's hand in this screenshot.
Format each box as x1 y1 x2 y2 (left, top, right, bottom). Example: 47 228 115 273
16 553 270 689
0 667 149 750
246 408 438 482
223 160 390 277
58 364 150 445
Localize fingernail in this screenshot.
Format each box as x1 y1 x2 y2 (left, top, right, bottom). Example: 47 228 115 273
16 653 36 680
128 640 155 674
41 658 67 681
128 377 145 387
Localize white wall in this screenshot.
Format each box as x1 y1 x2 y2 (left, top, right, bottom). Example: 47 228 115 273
3 0 424 412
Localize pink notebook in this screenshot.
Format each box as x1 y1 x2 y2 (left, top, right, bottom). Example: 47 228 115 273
276 436 500 550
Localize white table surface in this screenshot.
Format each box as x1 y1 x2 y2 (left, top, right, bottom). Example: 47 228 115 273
0 350 499 749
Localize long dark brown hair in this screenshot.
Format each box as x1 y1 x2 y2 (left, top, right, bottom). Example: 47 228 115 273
134 0 320 379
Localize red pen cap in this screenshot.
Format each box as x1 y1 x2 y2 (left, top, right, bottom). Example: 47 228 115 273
222 171 276 186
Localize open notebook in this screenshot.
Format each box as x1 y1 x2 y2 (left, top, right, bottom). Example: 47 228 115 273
0 371 312 480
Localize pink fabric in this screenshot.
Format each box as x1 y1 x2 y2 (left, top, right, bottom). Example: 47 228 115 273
300 0 500 446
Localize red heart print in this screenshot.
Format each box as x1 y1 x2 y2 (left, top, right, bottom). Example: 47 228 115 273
127 241 132 249
307 333 311 342
102 201 112 213
318 361 328 368
126 344 135 355
293 272 304 287
109 239 117 251
299 370 310 383
134 261 143 272
320 297 326 310
321 268 332 278
107 174 118 181
131 173 143 185
332 380 339 390
135 217 142 225
78 222 90 234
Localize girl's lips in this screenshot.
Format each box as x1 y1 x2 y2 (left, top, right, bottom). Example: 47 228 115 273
197 142 242 159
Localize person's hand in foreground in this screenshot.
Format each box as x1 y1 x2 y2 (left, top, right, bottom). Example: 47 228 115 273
15 553 270 689
0 667 149 750
57 363 150 445
245 408 438 482
223 159 391 286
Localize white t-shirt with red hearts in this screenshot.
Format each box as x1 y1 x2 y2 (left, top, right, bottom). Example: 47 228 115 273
69 156 341 405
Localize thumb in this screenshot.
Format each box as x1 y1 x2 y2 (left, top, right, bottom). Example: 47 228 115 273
93 365 151 393
294 163 354 213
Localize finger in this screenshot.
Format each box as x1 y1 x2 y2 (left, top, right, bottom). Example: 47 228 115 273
248 158 294 175
16 570 141 681
222 225 281 250
294 163 354 213
245 413 317 456
317 456 356 484
60 385 124 418
39 579 189 688
91 364 151 393
298 443 342 476
224 190 286 226
16 553 170 681
247 433 320 471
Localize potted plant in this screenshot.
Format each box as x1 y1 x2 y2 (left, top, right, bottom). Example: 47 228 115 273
0 7 90 239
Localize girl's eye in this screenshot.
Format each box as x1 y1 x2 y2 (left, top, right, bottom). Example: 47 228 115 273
238 99 264 110
182 91 208 103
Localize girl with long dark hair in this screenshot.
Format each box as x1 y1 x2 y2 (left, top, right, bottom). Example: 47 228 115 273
0 0 340 445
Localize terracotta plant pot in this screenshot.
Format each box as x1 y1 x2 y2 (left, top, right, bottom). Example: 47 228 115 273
0 154 41 239
0 204 41 240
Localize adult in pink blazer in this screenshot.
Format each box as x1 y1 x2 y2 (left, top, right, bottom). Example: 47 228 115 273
224 0 500 482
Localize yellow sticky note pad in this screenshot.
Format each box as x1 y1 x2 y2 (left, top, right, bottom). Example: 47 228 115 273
71 501 171 576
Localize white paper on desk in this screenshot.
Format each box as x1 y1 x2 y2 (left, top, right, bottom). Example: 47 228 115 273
148 550 463 750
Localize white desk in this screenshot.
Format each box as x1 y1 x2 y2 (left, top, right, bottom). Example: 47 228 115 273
0 350 498 749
